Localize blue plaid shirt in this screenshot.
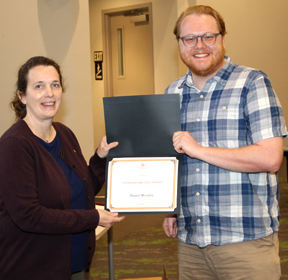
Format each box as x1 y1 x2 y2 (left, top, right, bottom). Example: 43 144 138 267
166 56 287 247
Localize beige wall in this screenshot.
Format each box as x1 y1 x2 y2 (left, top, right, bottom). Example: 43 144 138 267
0 0 94 160
89 0 180 148
196 0 288 123
177 1 288 117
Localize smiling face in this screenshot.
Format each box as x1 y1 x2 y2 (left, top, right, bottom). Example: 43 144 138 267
19 65 62 124
179 14 226 78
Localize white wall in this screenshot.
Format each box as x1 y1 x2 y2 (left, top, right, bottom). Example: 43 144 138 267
0 0 94 160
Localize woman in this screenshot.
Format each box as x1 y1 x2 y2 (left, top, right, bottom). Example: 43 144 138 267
0 56 124 280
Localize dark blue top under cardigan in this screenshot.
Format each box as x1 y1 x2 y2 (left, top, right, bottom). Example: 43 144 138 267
38 132 86 273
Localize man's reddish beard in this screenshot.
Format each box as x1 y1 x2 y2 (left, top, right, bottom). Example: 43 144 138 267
179 45 226 77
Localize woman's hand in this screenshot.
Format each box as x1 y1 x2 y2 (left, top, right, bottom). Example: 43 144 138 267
96 136 118 158
97 209 125 227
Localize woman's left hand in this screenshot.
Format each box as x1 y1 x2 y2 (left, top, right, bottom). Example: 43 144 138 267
96 136 118 158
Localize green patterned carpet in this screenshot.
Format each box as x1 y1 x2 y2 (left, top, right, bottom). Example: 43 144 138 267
90 181 288 280
91 226 177 279
279 181 288 279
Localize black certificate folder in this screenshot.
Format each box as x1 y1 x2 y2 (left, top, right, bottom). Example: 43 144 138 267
103 94 182 214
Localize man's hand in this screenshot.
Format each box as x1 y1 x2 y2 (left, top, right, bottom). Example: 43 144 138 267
163 214 178 238
173 131 201 158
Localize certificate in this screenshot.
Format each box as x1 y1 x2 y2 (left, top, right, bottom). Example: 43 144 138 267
103 94 182 214
106 157 178 213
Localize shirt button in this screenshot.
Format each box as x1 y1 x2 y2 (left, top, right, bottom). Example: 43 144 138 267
223 106 227 110
196 192 200 196
200 95 204 98
197 219 201 223
83 178 87 182
196 168 200 172
87 196 91 200
197 118 200 122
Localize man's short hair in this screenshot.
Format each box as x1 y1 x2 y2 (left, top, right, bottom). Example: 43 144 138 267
174 5 227 39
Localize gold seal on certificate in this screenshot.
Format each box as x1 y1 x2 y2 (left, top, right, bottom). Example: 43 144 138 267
106 157 178 213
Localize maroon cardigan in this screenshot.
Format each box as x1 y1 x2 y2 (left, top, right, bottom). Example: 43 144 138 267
0 120 106 280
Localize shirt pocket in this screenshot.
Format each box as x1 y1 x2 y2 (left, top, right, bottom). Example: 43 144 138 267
207 103 246 145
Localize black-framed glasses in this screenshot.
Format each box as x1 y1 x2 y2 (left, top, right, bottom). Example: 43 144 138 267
180 33 221 48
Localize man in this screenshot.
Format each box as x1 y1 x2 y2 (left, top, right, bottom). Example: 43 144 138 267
163 5 287 280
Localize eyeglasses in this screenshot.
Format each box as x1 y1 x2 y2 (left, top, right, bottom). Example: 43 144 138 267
180 33 221 48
